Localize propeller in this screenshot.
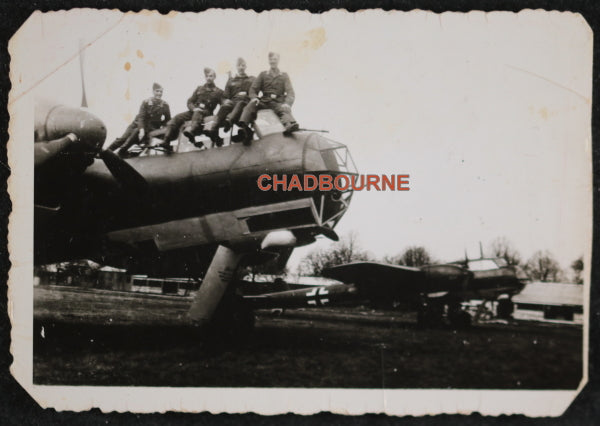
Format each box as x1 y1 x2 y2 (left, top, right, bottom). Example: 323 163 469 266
99 149 148 193
34 39 147 195
76 37 146 193
317 226 339 241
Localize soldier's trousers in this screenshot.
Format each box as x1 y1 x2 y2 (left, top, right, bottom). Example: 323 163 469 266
239 100 297 128
107 121 138 151
164 110 208 142
207 100 247 132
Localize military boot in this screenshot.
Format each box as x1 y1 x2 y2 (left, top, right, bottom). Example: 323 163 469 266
283 122 299 136
209 130 224 147
158 126 176 153
183 120 203 142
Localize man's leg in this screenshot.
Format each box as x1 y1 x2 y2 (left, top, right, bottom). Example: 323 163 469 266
118 129 141 157
204 100 234 147
273 103 299 135
227 100 247 128
161 111 192 151
183 110 207 141
236 101 258 144
107 121 137 151
239 100 262 126
214 100 234 131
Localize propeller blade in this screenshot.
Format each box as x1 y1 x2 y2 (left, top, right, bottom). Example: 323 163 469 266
99 149 148 193
79 39 88 108
34 137 75 167
318 226 339 241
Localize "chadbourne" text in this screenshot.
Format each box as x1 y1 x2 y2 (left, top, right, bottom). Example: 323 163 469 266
257 174 410 191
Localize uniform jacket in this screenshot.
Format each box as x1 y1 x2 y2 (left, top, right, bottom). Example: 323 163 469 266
187 83 224 112
249 69 295 106
223 74 255 101
137 97 171 132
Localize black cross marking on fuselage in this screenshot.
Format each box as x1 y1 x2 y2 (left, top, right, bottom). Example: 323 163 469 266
306 287 330 306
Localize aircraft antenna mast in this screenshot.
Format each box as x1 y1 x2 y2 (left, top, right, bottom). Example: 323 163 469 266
78 39 88 108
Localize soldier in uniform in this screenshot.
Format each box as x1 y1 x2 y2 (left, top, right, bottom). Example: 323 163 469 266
159 68 223 151
204 57 254 146
108 82 171 156
238 52 299 142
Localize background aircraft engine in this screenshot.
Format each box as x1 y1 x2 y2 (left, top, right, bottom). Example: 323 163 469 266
420 264 471 293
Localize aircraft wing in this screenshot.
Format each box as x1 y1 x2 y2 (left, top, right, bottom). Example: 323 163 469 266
323 262 422 285
323 261 469 299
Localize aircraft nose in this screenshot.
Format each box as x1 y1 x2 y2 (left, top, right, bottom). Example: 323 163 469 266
515 265 530 284
44 105 107 149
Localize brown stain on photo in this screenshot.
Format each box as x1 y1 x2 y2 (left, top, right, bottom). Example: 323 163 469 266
136 50 144 59
118 45 131 59
152 18 174 39
125 87 130 101
124 62 131 71
303 27 327 50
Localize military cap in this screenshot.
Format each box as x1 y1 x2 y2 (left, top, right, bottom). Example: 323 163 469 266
204 67 215 76
152 82 163 90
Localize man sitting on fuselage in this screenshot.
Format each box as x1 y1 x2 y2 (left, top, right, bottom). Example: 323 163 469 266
159 68 223 152
238 52 299 144
204 57 254 146
108 82 171 156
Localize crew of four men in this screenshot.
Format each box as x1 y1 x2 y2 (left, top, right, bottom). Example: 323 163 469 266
109 53 298 156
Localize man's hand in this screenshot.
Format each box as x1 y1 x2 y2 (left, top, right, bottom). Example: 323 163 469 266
251 98 260 106
138 128 145 139
281 104 291 111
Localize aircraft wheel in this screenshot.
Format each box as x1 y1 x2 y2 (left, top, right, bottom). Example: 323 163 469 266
497 299 514 319
207 296 255 342
417 301 444 328
449 311 472 328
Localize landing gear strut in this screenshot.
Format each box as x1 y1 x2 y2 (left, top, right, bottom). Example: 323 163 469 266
187 245 255 341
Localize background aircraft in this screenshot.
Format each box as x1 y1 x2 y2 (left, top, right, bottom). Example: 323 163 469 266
245 255 529 327
34 51 357 331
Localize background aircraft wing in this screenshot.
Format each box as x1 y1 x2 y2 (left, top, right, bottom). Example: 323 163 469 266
323 261 422 285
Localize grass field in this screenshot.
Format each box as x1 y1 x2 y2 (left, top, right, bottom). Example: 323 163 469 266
33 285 583 389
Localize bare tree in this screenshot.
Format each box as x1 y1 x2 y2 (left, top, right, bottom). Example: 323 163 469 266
298 232 371 276
570 256 584 284
524 251 563 282
387 246 433 267
489 237 522 266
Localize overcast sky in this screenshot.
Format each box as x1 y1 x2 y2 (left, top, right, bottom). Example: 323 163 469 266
13 9 592 275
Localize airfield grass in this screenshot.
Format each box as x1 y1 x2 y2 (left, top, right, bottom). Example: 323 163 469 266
33 286 583 389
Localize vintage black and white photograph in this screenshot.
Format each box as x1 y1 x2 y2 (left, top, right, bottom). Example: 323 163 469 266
8 9 592 415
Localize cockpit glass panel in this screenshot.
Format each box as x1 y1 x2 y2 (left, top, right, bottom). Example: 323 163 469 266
308 135 358 175
467 260 498 271
494 258 508 267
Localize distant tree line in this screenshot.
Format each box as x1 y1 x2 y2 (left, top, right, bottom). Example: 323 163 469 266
298 234 584 284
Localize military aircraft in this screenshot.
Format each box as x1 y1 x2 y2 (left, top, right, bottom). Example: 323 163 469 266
34 49 356 331
245 254 529 327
